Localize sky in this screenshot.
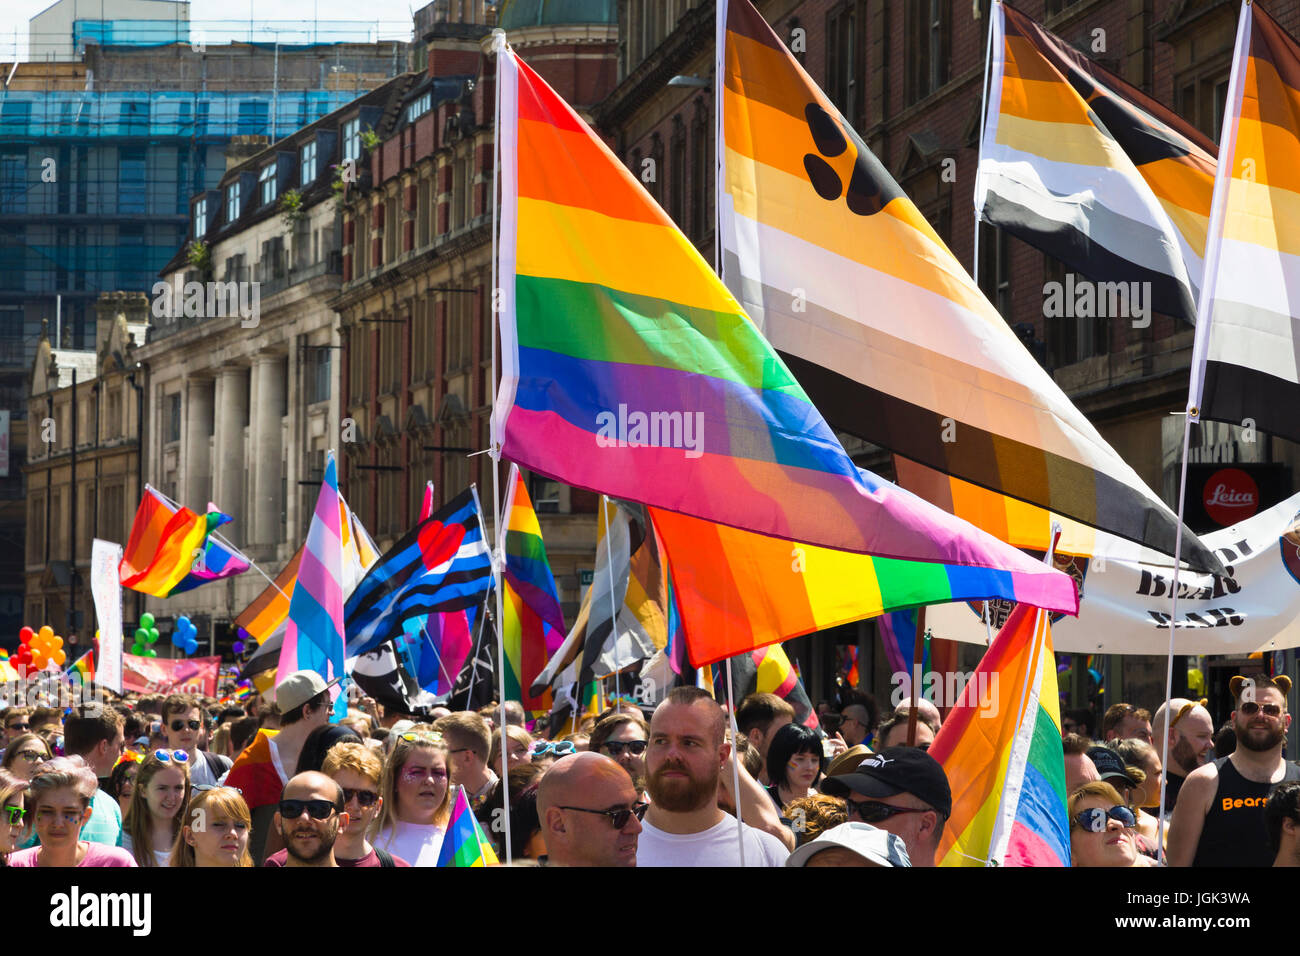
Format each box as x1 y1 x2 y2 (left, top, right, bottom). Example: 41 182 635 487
1 0 421 62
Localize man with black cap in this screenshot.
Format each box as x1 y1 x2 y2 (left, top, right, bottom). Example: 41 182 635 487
226 669 339 863
820 746 951 867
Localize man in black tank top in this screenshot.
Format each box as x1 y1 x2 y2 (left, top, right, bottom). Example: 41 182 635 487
1168 675 1298 867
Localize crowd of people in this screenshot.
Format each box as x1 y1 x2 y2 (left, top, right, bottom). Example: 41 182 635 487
0 669 1297 867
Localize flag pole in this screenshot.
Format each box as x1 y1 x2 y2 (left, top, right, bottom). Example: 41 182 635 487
972 0 998 279
601 496 621 703
488 28 512 865
724 653 746 867
906 607 927 746
464 588 492 707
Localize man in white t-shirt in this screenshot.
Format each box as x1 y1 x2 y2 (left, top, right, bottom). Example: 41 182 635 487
637 687 789 867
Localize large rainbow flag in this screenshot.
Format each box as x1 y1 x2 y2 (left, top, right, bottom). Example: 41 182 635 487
118 487 233 597
651 505 1075 667
490 39 1078 617
278 451 347 720
716 0 1213 571
929 602 1069 867
499 464 566 714
1189 3 1300 444
436 785 499 867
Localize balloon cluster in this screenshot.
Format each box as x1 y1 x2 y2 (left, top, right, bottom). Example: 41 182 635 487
232 626 252 656
13 626 66 670
175 616 199 656
132 612 160 657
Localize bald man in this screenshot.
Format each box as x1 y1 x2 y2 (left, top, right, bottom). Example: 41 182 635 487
893 698 943 733
1152 698 1215 813
537 752 645 866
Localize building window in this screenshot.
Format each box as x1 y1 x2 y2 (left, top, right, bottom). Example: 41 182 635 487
977 222 1011 319
306 349 331 404
827 3 859 125
1 153 27 214
406 92 432 123
452 155 469 230
1044 255 1108 367
165 393 182 443
349 326 370 405
417 178 431 247
343 118 362 163
669 116 686 228
691 101 709 243
193 197 207 238
447 294 472 372
118 147 146 214
301 140 318 184
27 495 43 563
905 0 950 105
1178 72 1231 142
226 180 241 224
259 163 277 206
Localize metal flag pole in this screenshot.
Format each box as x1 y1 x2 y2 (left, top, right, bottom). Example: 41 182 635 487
724 654 746 867
487 28 512 864
601 496 622 703
972 0 999 279
906 607 928 746
463 588 493 708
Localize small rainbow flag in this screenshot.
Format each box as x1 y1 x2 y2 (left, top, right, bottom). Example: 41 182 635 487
499 464 566 715
119 487 231 598
436 785 499 868
930 602 1069 867
68 648 94 684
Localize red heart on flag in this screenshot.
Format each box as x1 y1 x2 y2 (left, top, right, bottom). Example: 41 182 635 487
418 521 466 571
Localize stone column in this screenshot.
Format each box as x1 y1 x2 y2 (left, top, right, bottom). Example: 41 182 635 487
183 375 213 510
249 353 284 548
213 366 247 538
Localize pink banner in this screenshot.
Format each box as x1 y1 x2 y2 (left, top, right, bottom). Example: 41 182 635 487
122 655 221 697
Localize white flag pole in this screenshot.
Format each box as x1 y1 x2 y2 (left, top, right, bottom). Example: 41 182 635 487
724 654 746 867
972 0 999 279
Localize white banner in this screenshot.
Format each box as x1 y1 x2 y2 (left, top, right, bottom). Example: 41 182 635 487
90 539 124 693
928 492 1300 655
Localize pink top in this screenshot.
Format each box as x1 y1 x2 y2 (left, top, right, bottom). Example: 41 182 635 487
7 843 138 867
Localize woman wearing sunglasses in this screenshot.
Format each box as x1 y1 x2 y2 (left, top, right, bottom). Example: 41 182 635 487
0 770 27 866
374 731 451 866
1 732 52 782
6 757 136 867
123 750 191 867
171 786 253 867
1069 781 1154 867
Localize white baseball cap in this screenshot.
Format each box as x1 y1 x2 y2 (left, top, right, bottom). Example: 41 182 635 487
274 670 342 713
785 822 912 868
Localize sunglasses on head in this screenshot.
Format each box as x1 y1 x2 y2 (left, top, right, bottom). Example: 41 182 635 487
194 784 243 796
1072 805 1137 832
529 740 577 759
558 802 648 829
601 740 647 757
279 798 340 820
170 719 202 732
3 805 24 826
153 749 189 764
1240 701 1283 718
398 731 443 745
846 800 931 824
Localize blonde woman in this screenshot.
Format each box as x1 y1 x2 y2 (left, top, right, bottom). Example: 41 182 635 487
374 731 451 866
171 786 253 867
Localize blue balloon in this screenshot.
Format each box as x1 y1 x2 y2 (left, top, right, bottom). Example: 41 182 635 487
178 616 191 630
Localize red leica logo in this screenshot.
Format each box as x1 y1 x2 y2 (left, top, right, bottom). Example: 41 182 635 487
1203 468 1259 526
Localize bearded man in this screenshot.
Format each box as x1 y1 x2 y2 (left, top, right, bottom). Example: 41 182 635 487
1168 676 1300 867
635 687 789 867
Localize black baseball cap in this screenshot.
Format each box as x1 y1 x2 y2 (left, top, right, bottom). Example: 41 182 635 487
1087 746 1135 790
820 746 952 818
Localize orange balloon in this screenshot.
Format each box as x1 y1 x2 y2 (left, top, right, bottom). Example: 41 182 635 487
30 649 47 668
51 635 62 650
52 649 66 666
38 625 53 642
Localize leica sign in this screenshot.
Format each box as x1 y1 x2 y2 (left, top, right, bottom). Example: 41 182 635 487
1203 468 1260 526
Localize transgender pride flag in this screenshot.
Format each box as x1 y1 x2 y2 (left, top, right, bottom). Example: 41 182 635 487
278 450 348 720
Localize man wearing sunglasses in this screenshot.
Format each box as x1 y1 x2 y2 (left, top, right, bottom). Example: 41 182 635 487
1168 675 1300 867
820 746 951 867
271 771 349 868
162 694 231 789
2 707 32 748
537 751 645 866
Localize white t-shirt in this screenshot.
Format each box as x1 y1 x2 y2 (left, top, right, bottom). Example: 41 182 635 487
375 821 445 867
636 816 790 867
121 832 173 868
